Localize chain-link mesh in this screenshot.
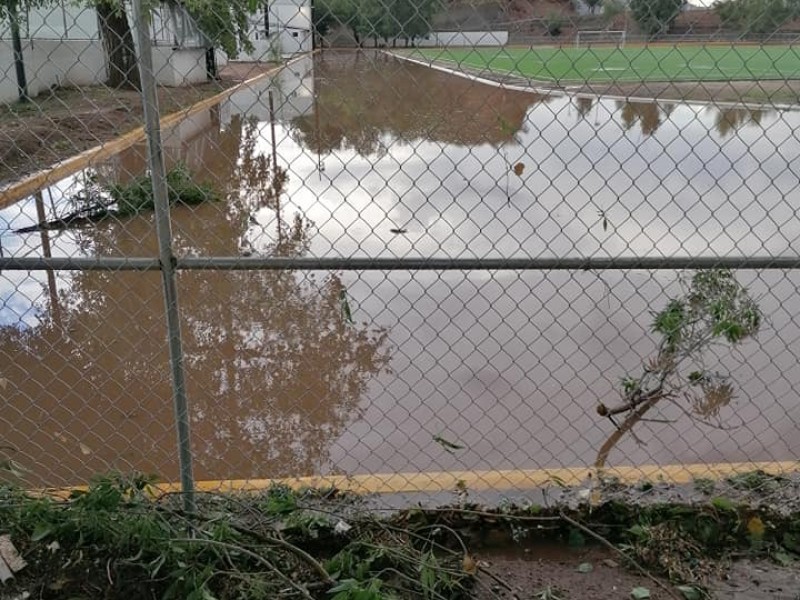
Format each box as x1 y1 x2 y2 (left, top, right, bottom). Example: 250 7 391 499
2 0 800 507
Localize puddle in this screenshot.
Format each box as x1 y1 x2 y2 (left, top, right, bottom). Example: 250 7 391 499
1 52 800 488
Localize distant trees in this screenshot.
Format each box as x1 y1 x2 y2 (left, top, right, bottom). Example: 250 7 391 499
584 0 602 15
314 0 437 47
714 0 799 34
629 0 684 35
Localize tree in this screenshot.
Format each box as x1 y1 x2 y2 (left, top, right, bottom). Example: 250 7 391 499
595 270 761 469
312 0 337 47
714 0 793 34
544 12 564 35
315 0 434 47
181 0 257 78
602 0 625 22
392 0 436 45
315 0 362 45
93 0 140 89
629 0 684 35
585 0 602 15
90 0 257 89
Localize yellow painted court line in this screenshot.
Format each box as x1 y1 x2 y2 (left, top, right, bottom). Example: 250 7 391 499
0 53 315 210
39 461 800 499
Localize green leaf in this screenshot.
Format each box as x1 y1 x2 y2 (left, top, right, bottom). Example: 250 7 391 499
773 551 793 566
631 587 651 599
711 496 736 511
31 524 53 542
433 435 464 452
567 528 585 547
576 562 593 573
676 585 702 600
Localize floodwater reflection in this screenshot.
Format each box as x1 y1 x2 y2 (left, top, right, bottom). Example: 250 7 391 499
1 107 390 485
1 52 799 488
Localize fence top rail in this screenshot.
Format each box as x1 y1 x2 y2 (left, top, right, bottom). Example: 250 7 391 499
2 255 800 271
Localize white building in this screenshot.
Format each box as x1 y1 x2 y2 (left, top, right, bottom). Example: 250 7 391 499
233 0 312 61
0 2 106 103
1 0 309 104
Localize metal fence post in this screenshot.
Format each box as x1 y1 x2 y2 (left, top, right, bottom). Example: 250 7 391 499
131 0 195 512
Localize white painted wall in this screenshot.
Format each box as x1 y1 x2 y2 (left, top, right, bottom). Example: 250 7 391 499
413 30 509 47
0 2 99 40
233 0 312 61
0 39 106 104
151 46 209 86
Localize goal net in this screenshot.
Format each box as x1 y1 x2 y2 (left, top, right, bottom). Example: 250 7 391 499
575 30 627 48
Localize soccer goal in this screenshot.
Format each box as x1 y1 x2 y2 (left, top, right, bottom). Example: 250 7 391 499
575 30 627 48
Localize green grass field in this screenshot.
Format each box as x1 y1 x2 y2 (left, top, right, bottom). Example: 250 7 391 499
412 45 800 83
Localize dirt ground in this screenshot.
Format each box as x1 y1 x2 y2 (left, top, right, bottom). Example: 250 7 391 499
0 62 277 185
476 545 800 599
476 546 673 599
576 79 800 105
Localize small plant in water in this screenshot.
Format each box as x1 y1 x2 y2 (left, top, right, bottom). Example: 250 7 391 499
596 270 762 468
16 164 218 233
105 163 218 217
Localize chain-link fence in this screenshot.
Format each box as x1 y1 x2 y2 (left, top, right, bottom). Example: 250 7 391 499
2 0 800 511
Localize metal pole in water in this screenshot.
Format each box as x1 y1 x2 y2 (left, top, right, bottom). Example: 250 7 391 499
131 0 195 512
268 90 278 172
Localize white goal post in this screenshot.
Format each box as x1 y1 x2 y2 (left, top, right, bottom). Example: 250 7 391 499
575 30 627 48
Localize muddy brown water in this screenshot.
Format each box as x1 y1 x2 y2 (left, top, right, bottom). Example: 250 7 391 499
2 51 800 488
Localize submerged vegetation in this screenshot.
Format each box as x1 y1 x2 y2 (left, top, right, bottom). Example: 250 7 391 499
104 164 218 218
15 164 218 233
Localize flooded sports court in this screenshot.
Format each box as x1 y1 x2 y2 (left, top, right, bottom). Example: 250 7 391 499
2 52 799 488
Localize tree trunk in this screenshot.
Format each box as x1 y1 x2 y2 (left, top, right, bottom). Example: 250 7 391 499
96 1 141 90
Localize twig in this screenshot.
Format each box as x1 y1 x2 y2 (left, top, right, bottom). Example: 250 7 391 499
478 564 517 595
371 505 562 522
172 537 315 600
152 503 333 585
256 531 334 585
597 388 667 417
558 512 682 600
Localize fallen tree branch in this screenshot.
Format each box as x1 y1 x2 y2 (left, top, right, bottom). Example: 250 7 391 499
558 512 682 600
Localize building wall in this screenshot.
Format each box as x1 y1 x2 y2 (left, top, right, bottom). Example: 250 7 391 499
231 0 312 61
151 46 209 86
0 2 100 39
414 30 509 47
0 39 106 104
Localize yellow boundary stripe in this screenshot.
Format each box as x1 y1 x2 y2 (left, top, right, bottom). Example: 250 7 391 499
40 461 800 498
0 53 315 210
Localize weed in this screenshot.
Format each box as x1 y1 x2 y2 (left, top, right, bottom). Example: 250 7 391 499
535 585 566 599
693 478 716 495
0 475 472 600
726 470 787 493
